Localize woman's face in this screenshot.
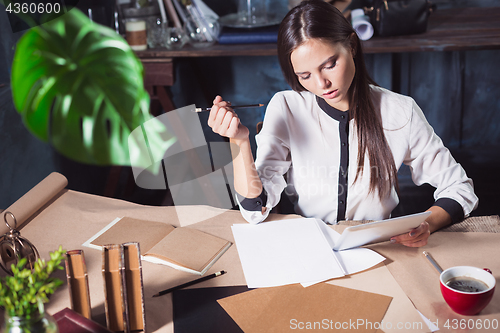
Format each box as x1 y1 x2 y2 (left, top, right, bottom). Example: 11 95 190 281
290 38 355 111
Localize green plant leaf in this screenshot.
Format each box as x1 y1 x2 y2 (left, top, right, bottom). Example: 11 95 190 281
11 8 175 168
0 247 66 316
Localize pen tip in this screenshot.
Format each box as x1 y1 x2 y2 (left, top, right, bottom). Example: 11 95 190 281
152 294 158 298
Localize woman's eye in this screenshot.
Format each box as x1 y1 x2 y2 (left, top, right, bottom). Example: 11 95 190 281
299 74 310 80
325 62 337 69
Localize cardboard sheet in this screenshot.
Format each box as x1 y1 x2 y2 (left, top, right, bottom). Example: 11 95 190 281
368 232 500 332
218 283 392 333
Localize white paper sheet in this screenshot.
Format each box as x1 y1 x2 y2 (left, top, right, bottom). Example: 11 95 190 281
417 310 440 332
82 217 122 250
307 221 386 283
231 218 385 288
231 218 345 288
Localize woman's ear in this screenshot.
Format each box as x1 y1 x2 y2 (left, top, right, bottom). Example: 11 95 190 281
349 32 358 58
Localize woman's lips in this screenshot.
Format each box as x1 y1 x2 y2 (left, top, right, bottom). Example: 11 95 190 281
323 89 339 99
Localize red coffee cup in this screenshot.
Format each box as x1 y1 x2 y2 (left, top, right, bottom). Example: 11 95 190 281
440 266 496 315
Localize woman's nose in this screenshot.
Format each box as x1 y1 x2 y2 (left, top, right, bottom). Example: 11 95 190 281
316 75 331 89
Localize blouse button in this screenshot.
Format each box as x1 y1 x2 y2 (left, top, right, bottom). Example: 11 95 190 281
341 115 345 119
342 142 346 146
339 200 344 205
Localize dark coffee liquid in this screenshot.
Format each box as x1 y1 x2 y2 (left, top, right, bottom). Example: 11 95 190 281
446 276 489 293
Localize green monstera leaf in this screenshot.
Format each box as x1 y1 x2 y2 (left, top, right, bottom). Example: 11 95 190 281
11 8 175 169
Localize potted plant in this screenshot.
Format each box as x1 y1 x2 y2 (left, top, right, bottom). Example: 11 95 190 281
9 6 174 171
0 246 66 333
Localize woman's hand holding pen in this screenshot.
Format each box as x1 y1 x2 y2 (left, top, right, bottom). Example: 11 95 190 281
208 95 263 202
208 96 249 145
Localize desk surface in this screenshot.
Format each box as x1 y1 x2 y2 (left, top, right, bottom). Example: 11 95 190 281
136 7 500 59
2 190 499 332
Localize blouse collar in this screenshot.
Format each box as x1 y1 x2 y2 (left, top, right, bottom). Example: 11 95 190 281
316 96 349 121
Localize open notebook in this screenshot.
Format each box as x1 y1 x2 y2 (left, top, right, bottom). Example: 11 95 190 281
83 217 232 275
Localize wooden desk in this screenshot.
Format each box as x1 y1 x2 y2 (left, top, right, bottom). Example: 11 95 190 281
136 6 500 112
1 188 499 332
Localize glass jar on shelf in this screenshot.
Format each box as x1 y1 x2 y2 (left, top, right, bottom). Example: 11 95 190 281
121 0 166 49
184 12 220 48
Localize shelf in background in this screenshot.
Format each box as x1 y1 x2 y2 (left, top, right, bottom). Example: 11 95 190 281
136 7 500 59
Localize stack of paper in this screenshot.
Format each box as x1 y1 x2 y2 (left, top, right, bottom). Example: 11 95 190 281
231 218 385 288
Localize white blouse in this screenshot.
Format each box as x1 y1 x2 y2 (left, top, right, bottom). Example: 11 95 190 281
237 86 478 225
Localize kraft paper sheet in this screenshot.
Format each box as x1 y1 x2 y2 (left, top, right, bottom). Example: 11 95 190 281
217 283 392 333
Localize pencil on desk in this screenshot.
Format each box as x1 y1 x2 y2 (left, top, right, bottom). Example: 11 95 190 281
423 251 443 273
152 270 226 297
194 104 264 112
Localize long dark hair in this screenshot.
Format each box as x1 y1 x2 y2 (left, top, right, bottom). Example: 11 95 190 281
277 0 398 199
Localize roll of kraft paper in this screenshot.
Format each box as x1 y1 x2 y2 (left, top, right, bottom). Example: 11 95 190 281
1 172 68 235
351 8 374 41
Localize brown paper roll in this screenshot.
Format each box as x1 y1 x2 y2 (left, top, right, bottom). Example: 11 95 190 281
1 172 68 235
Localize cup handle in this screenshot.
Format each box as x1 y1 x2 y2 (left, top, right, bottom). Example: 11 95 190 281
483 268 492 274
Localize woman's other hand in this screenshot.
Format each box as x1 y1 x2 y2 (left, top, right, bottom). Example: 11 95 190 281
208 96 249 144
390 206 454 247
390 221 431 247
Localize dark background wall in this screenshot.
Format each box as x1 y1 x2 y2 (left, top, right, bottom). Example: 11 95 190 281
1 0 499 217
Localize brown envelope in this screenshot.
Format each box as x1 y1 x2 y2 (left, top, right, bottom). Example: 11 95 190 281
218 283 392 333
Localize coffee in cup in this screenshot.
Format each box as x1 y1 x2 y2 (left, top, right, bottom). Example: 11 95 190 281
440 266 495 315
445 276 489 293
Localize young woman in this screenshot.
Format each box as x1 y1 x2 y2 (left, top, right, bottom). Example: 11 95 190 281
207 0 478 247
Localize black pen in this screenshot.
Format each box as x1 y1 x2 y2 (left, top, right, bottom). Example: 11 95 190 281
194 104 264 112
152 270 226 297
